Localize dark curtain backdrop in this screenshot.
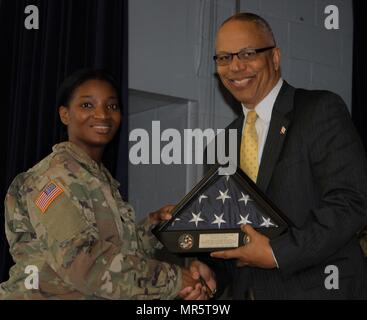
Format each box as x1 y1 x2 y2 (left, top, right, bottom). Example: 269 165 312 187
352 1 367 150
0 0 128 282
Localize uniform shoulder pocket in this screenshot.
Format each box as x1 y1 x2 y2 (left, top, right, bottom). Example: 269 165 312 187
31 179 90 242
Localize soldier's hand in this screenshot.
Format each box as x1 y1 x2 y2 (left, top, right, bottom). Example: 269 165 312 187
179 282 208 300
149 204 175 224
189 260 216 298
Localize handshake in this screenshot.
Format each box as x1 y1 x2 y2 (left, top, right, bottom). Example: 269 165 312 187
149 205 217 300
178 260 217 300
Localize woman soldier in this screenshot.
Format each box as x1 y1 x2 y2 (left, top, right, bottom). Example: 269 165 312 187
0 69 215 299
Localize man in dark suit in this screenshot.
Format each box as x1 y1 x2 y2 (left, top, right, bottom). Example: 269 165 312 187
199 12 367 299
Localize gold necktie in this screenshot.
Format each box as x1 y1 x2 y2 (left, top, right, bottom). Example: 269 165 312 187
240 111 259 182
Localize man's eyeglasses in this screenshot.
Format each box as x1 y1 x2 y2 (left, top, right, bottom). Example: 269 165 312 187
213 46 275 66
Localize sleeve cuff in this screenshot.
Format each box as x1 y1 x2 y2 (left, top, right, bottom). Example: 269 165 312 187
271 247 280 268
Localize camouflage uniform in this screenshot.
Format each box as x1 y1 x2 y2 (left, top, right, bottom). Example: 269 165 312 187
0 142 182 299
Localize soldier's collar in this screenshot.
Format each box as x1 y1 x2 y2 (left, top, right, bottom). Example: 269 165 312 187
52 142 120 188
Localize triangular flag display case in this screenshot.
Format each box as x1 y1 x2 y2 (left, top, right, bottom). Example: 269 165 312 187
153 164 291 253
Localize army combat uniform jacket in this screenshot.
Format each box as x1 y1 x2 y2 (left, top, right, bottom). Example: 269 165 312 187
0 142 182 299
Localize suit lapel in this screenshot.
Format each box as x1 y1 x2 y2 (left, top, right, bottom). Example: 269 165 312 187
256 82 296 192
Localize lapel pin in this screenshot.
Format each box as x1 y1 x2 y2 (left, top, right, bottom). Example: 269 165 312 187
280 126 286 135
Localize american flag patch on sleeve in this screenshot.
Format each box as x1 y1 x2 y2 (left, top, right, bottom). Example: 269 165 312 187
35 181 64 213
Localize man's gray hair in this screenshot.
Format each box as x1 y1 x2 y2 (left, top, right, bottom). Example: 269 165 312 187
221 12 276 46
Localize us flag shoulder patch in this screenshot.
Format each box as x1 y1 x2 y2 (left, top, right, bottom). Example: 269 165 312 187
35 181 64 213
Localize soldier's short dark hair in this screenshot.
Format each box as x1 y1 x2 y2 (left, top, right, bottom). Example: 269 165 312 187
221 12 276 46
56 68 121 109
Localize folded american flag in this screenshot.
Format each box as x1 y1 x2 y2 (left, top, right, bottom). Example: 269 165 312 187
165 173 278 231
153 165 289 252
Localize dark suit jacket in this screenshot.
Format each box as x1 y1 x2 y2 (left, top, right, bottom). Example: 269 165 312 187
206 81 367 299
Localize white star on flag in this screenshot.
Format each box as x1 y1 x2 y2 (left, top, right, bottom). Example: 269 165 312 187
260 217 276 228
189 212 204 227
171 217 181 226
237 214 252 225
216 189 231 204
198 194 208 204
211 213 226 228
238 192 252 205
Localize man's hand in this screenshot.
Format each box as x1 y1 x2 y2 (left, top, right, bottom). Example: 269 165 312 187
148 204 175 225
210 224 277 269
178 260 217 300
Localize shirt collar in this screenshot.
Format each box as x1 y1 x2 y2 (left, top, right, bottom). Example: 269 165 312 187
242 78 283 123
52 142 120 188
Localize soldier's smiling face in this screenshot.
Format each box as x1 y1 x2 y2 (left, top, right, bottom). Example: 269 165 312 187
59 79 121 157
